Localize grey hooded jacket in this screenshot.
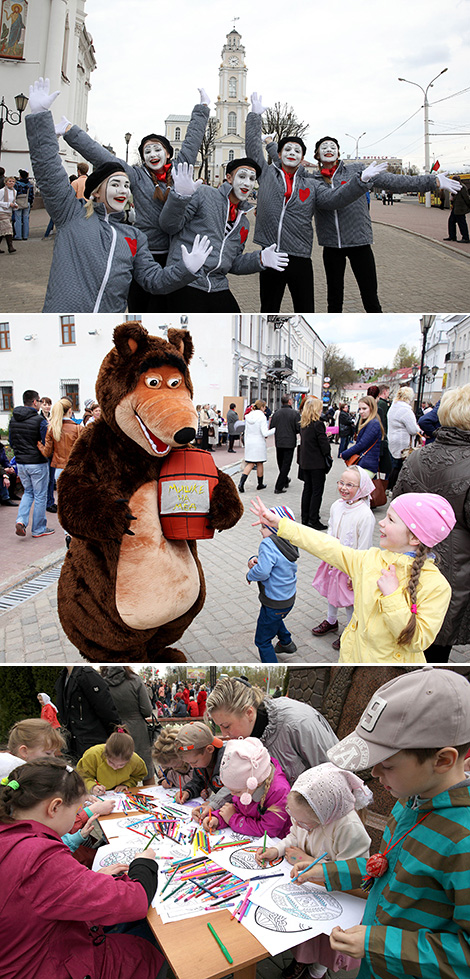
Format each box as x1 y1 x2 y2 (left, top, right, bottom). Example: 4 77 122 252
308 159 438 248
160 181 262 293
26 111 194 312
63 103 209 253
207 695 338 810
245 113 371 257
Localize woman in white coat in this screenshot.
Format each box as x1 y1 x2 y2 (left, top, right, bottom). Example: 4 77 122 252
387 386 419 490
238 399 274 493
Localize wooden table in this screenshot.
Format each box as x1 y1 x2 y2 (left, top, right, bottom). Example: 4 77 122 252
99 811 269 979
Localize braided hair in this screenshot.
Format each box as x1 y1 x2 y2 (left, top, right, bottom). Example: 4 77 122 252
397 542 431 646
0 759 85 823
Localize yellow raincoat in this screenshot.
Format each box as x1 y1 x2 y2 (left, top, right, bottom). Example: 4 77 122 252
277 518 451 664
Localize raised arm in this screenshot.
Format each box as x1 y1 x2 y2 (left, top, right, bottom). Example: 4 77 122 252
25 80 84 228
245 102 271 174
176 90 211 166
62 123 133 182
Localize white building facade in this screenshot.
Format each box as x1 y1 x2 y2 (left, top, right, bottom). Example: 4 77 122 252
0 0 96 175
0 313 327 431
443 314 470 391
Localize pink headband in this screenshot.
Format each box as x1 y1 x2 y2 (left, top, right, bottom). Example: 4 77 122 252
390 493 456 547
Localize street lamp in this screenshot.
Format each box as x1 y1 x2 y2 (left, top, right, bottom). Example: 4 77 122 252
345 131 366 160
398 69 448 207
416 315 436 417
0 92 29 156
124 131 132 163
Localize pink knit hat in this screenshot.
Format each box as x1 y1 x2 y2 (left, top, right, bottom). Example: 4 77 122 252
219 737 272 804
389 493 456 547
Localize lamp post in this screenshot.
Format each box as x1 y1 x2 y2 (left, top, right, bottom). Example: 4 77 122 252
398 69 447 207
124 132 132 163
345 131 366 160
0 92 29 156
416 315 436 418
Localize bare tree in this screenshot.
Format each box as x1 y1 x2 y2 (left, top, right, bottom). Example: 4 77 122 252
198 117 220 182
262 102 308 144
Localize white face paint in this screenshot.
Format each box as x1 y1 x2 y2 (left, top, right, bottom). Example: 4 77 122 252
104 174 131 212
143 141 169 171
229 167 257 201
280 142 303 169
317 140 339 164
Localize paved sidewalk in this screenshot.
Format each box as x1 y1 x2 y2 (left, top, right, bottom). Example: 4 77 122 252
1 442 468 664
1 202 469 313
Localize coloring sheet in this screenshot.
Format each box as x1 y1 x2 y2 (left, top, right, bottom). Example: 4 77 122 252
206 834 289 880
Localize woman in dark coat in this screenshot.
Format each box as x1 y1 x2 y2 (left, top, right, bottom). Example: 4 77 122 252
393 384 470 661
299 396 332 529
102 667 155 783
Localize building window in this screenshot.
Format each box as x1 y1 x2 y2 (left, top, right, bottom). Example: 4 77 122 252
60 380 79 409
124 314 142 322
60 315 75 345
229 76 237 98
0 322 10 350
228 150 234 162
227 111 237 134
175 127 181 140
0 384 13 410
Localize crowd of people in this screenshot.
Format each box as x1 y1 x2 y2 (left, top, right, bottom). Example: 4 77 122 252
6 79 463 313
1 669 470 979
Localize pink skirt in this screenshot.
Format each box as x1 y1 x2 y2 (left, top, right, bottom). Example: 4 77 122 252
313 562 355 609
294 932 360 973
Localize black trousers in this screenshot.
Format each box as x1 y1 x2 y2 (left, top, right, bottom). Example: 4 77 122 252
424 642 452 662
301 469 326 526
127 252 170 313
166 286 240 313
260 256 314 312
322 244 382 313
275 447 295 492
448 211 469 241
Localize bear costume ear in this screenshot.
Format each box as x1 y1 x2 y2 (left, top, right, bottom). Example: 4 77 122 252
167 328 194 365
113 321 149 359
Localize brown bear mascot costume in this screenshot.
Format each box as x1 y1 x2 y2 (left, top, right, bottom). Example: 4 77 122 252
57 321 243 661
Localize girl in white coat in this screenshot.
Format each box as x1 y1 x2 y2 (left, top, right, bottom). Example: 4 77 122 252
238 400 274 493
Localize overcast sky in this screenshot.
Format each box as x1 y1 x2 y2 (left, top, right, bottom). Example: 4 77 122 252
302 314 426 369
84 0 470 174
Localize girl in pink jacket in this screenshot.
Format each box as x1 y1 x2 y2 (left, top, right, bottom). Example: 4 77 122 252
204 736 291 838
0 758 164 979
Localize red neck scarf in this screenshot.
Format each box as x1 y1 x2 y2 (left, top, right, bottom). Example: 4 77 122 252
320 162 339 179
282 168 294 201
229 200 239 223
148 162 172 184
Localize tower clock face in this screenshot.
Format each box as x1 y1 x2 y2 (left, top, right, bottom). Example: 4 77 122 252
228 56 239 66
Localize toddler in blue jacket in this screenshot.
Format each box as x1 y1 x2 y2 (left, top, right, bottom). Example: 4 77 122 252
247 504 298 662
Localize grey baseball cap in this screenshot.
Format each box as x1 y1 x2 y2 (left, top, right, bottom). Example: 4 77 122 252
175 722 223 753
327 667 470 771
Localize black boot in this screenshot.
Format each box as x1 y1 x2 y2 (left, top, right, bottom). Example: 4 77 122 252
257 477 267 490
6 235 16 254
238 473 248 493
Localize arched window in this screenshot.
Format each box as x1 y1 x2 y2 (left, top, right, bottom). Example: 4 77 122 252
228 150 234 162
175 127 181 140
228 76 237 98
227 111 237 134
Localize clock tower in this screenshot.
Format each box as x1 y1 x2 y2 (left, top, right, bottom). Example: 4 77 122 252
212 27 249 182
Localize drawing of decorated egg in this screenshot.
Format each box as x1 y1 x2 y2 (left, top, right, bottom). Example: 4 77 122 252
272 882 343 921
98 845 142 867
254 905 312 933
230 845 283 870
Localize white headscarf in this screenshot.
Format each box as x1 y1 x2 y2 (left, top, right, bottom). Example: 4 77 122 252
340 465 375 506
292 763 373 825
39 692 57 710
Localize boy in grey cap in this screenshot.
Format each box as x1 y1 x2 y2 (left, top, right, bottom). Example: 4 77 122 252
292 667 470 979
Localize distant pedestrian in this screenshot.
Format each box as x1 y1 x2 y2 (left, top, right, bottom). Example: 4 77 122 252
226 403 239 452
444 184 470 243
8 389 54 538
238 399 272 494
269 394 300 494
0 175 18 253
12 169 34 240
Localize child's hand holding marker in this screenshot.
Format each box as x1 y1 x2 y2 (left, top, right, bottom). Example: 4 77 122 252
92 783 107 796
174 790 190 804
291 854 327 885
255 845 279 866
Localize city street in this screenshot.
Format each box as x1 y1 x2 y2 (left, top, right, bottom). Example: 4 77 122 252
1 199 469 314
1 441 468 663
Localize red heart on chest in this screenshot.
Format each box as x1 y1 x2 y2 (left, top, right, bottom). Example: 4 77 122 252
125 237 137 256
299 188 310 202
240 227 248 244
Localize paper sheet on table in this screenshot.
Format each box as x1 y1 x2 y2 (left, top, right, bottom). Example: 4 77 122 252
207 834 290 880
241 879 366 957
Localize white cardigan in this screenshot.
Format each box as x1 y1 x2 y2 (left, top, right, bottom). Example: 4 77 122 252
387 400 419 458
276 809 371 862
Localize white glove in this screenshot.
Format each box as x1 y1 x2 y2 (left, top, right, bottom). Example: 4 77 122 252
181 234 213 274
198 87 211 106
435 171 462 193
361 161 388 182
28 77 60 114
250 91 268 115
171 162 202 197
260 244 289 270
55 115 71 136
262 133 276 144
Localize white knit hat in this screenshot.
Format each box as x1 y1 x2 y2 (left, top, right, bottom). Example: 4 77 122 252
219 737 272 804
